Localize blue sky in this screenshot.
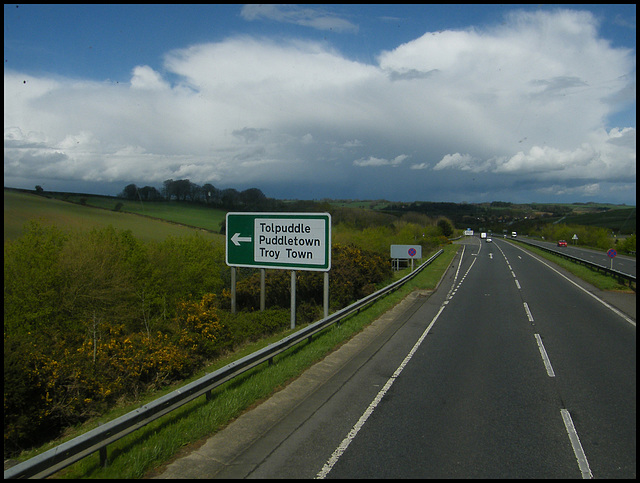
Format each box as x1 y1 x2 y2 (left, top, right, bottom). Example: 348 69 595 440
4 4 636 204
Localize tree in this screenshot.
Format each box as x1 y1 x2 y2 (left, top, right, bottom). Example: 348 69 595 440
188 181 204 202
162 179 175 200
4 221 69 335
120 184 138 200
162 179 196 201
437 218 454 237
620 234 636 254
57 226 138 337
239 188 267 210
138 186 162 201
174 179 192 201
202 184 220 204
221 188 240 209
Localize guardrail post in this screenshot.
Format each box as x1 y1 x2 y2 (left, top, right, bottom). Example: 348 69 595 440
96 422 109 468
99 446 108 468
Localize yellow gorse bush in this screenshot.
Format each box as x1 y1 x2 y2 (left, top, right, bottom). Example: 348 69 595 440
175 293 230 355
4 295 224 454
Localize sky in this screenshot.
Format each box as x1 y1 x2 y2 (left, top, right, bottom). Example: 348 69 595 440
4 4 636 204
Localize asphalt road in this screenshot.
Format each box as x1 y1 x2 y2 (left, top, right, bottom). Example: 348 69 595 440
513 236 636 277
155 237 635 479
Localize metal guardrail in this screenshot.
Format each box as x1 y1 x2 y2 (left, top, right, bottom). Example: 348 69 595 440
510 238 636 289
4 249 443 479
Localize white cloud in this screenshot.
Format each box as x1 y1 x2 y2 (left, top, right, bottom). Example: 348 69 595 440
537 183 601 197
354 154 408 167
342 139 363 148
432 128 636 182
433 153 478 172
495 145 595 175
130 65 170 90
3 9 636 202
240 4 358 33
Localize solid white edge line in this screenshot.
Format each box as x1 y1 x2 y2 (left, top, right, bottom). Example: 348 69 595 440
561 408 593 479
534 333 556 377
316 305 446 479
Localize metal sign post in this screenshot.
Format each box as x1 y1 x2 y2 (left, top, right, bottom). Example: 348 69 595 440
324 272 329 319
260 269 266 311
291 271 296 329
226 212 331 327
230 267 236 314
390 245 422 271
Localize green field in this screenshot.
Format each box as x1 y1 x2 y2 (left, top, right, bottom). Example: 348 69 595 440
556 207 636 233
4 190 225 243
44 191 228 232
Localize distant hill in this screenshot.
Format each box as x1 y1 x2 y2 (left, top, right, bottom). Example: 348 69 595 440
379 200 635 235
507 206 636 235
553 208 636 233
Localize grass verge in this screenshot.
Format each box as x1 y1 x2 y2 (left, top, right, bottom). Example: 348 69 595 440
37 245 459 478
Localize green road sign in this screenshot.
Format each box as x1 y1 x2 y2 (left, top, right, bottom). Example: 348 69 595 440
225 212 331 271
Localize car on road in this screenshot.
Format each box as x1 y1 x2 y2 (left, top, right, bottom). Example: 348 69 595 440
486 237 492 242
557 240 567 247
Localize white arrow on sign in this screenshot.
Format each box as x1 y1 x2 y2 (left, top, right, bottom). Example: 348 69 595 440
231 233 252 246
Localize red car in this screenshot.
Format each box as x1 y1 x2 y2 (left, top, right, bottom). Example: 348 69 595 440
557 240 568 247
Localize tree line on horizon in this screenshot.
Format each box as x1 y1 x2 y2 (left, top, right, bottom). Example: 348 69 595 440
118 179 302 212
